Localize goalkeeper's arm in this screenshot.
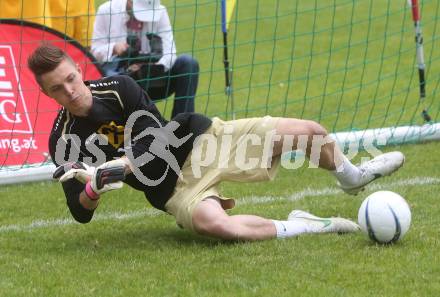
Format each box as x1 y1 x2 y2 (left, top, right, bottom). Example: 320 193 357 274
54 158 131 222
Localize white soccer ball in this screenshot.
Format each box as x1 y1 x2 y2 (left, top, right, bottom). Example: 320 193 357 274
358 191 411 244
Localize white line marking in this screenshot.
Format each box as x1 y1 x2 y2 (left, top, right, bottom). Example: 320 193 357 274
1 176 439 233
237 176 440 205
0 209 162 233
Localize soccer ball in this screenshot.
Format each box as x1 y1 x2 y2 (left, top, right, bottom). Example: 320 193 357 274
358 191 411 244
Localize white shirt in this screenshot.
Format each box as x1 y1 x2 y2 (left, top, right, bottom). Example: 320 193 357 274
91 0 176 71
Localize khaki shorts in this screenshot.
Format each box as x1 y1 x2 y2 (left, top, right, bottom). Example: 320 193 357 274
165 116 282 231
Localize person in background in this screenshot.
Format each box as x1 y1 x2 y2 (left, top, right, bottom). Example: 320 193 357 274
91 0 198 118
49 0 96 48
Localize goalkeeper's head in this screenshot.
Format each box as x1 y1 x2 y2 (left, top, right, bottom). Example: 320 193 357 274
27 44 93 117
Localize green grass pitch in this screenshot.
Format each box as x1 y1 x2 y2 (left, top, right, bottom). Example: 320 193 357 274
1 0 440 296
1 142 440 297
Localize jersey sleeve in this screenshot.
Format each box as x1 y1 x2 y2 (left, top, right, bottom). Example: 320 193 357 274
61 179 95 223
49 130 95 223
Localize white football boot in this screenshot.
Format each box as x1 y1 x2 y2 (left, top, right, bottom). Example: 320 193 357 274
288 210 360 234
339 151 405 195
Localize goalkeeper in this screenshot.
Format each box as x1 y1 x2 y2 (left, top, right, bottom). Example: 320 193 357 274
28 44 405 241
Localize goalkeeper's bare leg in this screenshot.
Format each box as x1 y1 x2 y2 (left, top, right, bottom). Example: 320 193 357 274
191 118 403 241
192 197 359 241
273 118 404 195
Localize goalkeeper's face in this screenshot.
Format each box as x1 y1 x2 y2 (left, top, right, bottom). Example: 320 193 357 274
40 59 92 116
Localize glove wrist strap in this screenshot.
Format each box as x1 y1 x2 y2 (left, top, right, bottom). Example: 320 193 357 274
85 182 100 200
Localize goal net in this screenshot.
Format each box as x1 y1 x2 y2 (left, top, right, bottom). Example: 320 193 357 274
0 0 439 184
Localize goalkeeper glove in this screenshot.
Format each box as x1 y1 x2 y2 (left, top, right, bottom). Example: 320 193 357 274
53 161 95 184
84 159 127 200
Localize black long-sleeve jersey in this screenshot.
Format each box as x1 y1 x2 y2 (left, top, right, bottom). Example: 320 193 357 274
49 75 212 223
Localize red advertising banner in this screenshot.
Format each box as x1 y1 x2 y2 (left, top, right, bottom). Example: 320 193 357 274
0 20 102 167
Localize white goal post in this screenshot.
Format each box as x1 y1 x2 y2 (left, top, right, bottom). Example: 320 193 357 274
1 123 439 186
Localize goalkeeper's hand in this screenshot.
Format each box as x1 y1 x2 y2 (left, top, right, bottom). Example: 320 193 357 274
84 159 128 200
53 161 95 184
